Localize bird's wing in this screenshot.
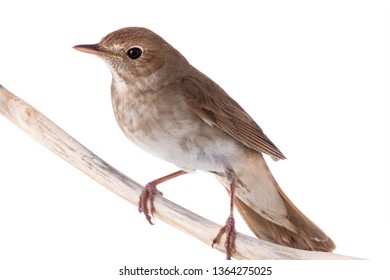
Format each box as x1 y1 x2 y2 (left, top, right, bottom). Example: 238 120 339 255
180 72 286 160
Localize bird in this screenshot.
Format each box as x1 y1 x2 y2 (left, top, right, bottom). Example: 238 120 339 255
73 27 335 259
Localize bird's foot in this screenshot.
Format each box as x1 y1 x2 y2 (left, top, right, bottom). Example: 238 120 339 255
138 181 163 225
137 170 188 225
212 214 236 260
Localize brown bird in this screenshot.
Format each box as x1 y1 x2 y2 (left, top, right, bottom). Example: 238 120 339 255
74 27 335 259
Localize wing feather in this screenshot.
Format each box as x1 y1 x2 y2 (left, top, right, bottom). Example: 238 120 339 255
181 72 286 160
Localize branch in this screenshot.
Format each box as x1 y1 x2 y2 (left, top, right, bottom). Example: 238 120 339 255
0 85 359 260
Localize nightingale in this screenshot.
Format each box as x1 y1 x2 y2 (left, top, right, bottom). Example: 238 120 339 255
74 27 335 259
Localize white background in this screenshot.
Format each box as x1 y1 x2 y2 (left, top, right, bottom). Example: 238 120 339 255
1 0 389 279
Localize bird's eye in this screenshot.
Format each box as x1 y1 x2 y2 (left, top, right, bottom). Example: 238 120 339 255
127 47 143 59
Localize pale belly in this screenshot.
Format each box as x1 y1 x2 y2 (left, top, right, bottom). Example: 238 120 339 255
122 116 244 173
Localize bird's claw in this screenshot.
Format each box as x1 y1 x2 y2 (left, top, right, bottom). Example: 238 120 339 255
212 215 236 260
138 182 163 225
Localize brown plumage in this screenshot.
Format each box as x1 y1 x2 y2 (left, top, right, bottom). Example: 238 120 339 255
181 70 286 161
74 27 335 259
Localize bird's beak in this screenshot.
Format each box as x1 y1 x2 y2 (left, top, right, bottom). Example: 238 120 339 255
73 44 122 60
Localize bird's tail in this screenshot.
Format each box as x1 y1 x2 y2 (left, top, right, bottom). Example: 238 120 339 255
214 156 335 252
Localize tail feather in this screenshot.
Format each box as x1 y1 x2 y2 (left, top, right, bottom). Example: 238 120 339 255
234 194 335 251
213 155 336 252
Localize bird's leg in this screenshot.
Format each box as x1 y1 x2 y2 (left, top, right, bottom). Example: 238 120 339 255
212 168 237 260
138 170 187 224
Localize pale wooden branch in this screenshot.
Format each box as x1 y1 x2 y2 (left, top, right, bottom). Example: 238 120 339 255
0 85 360 260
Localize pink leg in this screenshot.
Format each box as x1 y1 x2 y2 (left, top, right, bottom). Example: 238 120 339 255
212 169 237 260
138 170 187 224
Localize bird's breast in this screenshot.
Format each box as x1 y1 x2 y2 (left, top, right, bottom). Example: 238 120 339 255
110 83 245 172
